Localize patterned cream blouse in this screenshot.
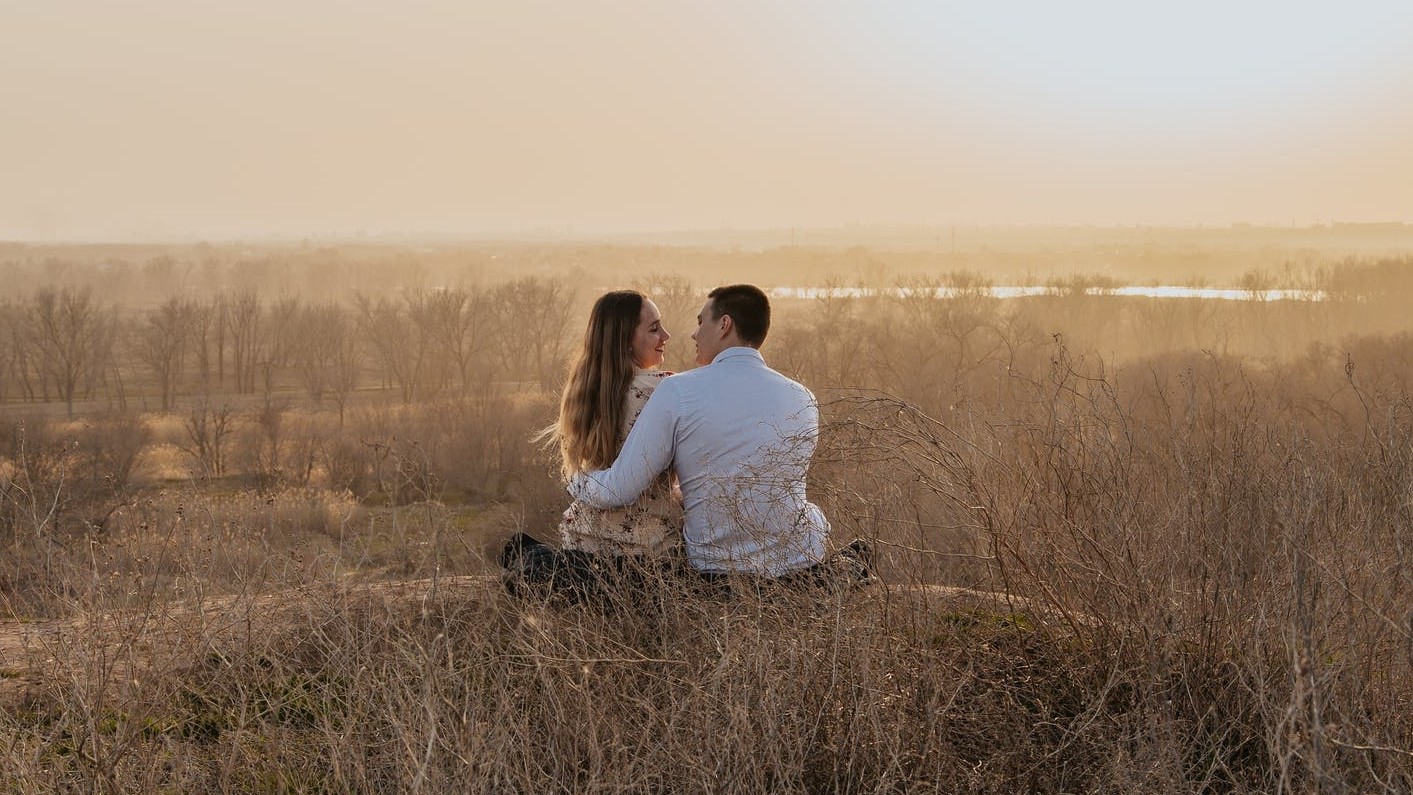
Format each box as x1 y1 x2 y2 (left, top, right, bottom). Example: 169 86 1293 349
559 369 684 557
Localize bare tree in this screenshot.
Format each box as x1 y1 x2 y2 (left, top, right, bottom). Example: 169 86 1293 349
228 289 263 394
884 273 1002 415
291 302 356 407
212 294 228 389
249 397 288 487
132 296 197 411
327 316 362 427
5 309 42 403
0 301 21 402
264 295 302 375
488 277 576 390
790 278 876 389
355 292 440 404
1239 268 1275 302
179 399 236 479
424 287 496 395
405 292 454 397
27 287 114 417
188 297 225 392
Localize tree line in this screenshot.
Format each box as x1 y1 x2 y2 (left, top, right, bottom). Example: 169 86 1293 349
0 277 577 418
5 255 1413 423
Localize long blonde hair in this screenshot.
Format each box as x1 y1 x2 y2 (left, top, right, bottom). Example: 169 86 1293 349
551 290 646 478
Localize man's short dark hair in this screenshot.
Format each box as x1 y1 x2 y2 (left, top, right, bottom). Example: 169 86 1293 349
707 284 770 347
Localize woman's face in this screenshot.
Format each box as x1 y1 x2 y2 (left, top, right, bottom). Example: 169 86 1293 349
630 299 670 368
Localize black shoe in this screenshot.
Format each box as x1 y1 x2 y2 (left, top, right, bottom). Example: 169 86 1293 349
839 538 878 585
846 538 876 573
500 532 549 597
499 532 544 570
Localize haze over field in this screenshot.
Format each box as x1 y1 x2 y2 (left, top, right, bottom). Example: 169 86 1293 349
3 1 1412 242
6 7 1413 790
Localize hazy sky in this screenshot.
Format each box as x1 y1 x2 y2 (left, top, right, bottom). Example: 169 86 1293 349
3 1 1412 240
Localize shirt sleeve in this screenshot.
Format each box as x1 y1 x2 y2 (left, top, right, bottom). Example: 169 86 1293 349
568 380 679 508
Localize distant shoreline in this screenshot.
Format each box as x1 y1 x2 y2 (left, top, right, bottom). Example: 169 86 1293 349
773 285 1324 302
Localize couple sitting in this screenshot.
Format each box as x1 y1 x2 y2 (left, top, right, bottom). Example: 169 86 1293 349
501 283 871 600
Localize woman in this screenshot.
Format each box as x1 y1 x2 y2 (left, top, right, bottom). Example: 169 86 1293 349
554 289 682 556
501 290 683 597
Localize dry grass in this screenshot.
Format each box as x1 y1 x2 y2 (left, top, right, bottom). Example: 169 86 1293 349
0 574 1249 793
1 290 1412 791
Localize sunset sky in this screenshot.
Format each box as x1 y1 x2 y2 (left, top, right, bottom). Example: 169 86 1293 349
3 1 1412 240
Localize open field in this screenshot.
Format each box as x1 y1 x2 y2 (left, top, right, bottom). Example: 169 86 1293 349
0 244 1411 791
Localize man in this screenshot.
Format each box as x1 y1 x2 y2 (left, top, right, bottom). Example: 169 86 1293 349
568 284 834 579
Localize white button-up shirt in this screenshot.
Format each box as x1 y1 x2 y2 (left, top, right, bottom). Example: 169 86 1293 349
568 347 830 576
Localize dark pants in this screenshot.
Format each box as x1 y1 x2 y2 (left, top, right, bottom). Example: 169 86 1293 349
500 533 875 603
499 533 677 604
690 539 876 598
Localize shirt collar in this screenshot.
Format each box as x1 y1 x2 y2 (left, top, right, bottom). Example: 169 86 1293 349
710 346 764 366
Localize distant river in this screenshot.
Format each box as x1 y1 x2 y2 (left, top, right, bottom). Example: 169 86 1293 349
772 286 1322 302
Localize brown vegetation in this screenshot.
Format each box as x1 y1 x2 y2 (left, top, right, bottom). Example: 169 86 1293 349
0 248 1411 791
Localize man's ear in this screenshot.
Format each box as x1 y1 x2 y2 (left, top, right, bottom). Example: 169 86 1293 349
718 313 735 339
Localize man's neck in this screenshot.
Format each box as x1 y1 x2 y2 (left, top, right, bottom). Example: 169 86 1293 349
710 346 761 364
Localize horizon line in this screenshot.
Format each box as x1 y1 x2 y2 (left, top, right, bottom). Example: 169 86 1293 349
4 220 1412 248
